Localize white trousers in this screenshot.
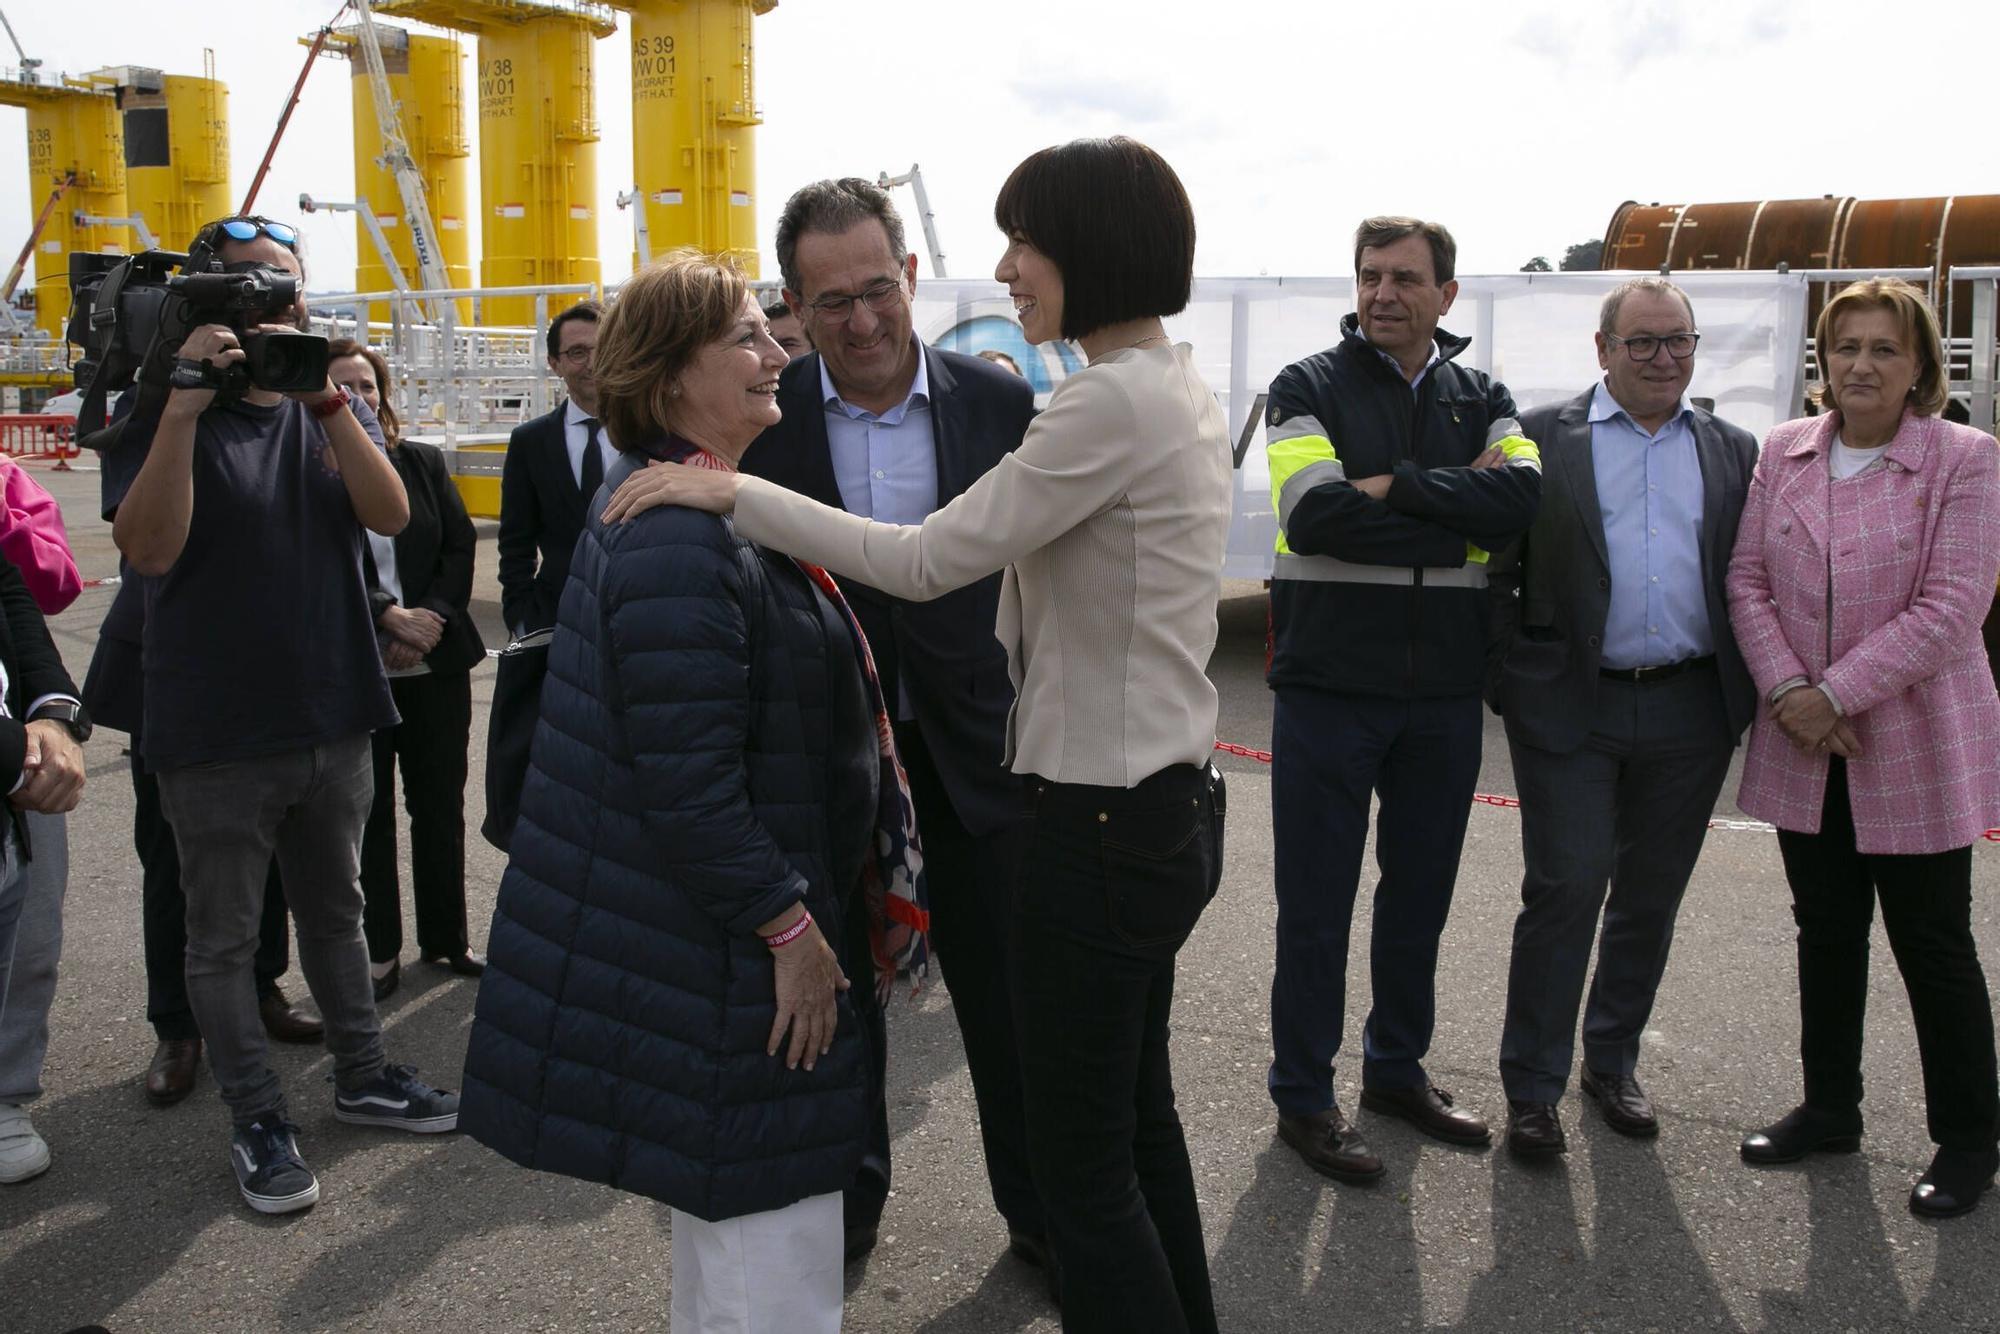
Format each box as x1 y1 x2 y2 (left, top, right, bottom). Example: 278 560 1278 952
669 1190 843 1334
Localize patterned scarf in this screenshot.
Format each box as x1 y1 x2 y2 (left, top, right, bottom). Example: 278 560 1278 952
682 444 930 1001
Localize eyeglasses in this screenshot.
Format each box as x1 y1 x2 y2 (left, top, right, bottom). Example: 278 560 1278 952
555 345 594 365
211 218 300 249
804 280 905 323
1606 331 1700 361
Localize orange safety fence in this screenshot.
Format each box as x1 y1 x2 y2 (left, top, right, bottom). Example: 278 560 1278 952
0 415 78 469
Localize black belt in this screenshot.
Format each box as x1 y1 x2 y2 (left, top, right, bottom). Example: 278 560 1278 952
1599 654 1715 684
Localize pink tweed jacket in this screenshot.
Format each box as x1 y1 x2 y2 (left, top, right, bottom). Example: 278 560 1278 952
1727 410 2000 854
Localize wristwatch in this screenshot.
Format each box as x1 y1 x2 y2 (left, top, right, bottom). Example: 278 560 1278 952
28 700 92 744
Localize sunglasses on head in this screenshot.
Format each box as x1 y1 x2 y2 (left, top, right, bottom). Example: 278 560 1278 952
211 218 299 249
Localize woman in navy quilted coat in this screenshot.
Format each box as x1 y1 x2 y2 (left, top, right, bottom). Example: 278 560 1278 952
460 251 926 1333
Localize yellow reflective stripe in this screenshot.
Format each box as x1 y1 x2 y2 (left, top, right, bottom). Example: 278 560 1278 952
1466 543 1490 564
1267 430 1341 556
1490 431 1541 472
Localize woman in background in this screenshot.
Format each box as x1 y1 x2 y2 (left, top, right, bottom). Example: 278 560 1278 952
329 339 486 998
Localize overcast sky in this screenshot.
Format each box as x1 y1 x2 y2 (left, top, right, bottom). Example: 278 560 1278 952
3 0 1995 295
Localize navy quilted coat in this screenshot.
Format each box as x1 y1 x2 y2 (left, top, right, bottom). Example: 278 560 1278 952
460 442 869 1223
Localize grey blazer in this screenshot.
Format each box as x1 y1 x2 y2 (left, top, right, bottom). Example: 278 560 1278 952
1487 386 1759 753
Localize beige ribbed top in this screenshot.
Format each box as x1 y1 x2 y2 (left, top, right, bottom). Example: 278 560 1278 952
733 341 1233 788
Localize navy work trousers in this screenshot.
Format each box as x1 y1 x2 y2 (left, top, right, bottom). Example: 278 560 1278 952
1268 687 1482 1113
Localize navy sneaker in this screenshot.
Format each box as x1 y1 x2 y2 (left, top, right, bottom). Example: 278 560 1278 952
231 1118 320 1214
333 1063 460 1133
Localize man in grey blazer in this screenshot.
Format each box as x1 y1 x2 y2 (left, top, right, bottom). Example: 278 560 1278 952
1487 277 1758 1156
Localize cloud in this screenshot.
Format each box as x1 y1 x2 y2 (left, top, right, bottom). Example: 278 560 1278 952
1004 73 1174 128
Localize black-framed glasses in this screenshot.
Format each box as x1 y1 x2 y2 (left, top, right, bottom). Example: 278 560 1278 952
1606 331 1700 361
206 217 300 250
805 280 905 322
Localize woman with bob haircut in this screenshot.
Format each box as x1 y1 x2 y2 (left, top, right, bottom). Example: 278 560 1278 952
606 137 1233 1333
460 249 927 1332
1727 277 2000 1218
326 338 488 998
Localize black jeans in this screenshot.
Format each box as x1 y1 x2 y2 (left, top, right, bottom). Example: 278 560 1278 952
1776 759 1999 1150
360 671 474 963
1012 763 1222 1334
134 750 289 1042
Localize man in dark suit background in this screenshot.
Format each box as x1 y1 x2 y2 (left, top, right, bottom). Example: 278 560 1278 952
741 177 1042 1268
1487 277 1758 1157
483 300 608 849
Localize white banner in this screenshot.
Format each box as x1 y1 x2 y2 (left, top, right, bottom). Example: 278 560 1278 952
913 271 1810 580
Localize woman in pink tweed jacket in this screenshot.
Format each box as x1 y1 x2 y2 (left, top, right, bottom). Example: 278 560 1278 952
1726 278 2000 1219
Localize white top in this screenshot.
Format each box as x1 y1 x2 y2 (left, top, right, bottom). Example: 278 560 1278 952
1829 433 1889 480
735 342 1234 787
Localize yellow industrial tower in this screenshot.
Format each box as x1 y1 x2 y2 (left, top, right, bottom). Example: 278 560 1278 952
375 0 614 325
106 64 231 251
325 23 474 320
0 69 127 344
625 0 774 276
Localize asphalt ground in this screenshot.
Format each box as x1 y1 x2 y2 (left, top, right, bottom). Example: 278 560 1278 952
1 458 1996 1334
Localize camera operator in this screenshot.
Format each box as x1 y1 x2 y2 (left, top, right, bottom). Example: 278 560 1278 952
105 216 460 1216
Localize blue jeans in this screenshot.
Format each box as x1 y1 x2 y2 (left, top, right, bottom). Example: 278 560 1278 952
1268 688 1482 1111
1011 763 1222 1334
0 811 66 1103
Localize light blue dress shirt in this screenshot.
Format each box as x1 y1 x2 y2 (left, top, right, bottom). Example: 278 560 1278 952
821 343 935 720
1588 380 1712 670
821 344 937 525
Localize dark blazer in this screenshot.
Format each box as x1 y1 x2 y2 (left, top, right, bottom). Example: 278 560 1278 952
0 554 82 854
1488 386 1758 752
461 441 868 1222
497 404 587 634
739 345 1034 837
363 440 487 675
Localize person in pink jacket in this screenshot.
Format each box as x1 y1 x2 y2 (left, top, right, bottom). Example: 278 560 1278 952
0 457 81 616
1727 277 2000 1219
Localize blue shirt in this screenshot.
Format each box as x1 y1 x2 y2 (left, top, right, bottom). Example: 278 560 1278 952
1360 329 1442 394
1588 380 1711 670
821 344 937 525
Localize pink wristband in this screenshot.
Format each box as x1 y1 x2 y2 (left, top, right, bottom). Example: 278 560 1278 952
762 910 812 949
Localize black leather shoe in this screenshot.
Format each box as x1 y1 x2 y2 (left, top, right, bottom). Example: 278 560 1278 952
844 1222 879 1265
1581 1067 1659 1138
425 951 486 978
1506 1100 1567 1158
1006 1229 1049 1269
258 985 324 1044
1909 1146 1999 1219
372 959 401 1003
146 1037 202 1106
1360 1083 1492 1146
1740 1104 1864 1165
1277 1107 1385 1184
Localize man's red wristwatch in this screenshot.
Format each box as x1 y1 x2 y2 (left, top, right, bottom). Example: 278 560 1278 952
310 387 352 419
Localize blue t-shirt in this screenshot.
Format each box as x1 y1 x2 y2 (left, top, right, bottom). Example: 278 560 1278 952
108 394 399 769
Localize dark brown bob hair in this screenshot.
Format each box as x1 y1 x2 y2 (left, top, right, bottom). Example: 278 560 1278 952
993 136 1195 342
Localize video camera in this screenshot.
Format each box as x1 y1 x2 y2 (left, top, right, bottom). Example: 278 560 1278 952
65 236 330 441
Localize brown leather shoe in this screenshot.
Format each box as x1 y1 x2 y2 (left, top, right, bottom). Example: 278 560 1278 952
1506 1100 1567 1157
146 1038 202 1106
1277 1107 1385 1184
1360 1083 1492 1146
258 985 324 1044
1580 1067 1659 1138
